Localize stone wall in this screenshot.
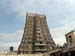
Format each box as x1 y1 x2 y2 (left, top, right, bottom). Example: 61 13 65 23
0 54 44 56
0 51 50 56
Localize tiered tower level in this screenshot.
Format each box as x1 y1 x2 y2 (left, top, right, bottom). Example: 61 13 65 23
18 13 56 54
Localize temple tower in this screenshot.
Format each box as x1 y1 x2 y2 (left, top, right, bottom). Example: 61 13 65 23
18 13 56 54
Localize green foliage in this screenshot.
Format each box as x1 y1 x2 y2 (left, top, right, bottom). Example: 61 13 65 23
10 46 14 51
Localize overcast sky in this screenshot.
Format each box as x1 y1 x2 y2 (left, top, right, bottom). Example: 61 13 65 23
0 0 75 51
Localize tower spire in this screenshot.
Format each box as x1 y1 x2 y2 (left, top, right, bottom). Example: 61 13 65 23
18 13 56 54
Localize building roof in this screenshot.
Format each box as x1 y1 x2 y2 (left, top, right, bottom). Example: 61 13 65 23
65 30 75 36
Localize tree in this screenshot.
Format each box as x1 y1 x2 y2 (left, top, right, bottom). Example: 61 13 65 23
10 46 14 52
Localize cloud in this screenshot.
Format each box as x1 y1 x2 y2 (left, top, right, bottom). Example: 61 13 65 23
0 0 75 49
50 20 75 45
0 42 20 51
0 30 23 51
1 0 75 18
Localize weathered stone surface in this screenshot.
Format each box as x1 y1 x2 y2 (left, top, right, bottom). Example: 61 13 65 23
18 13 56 54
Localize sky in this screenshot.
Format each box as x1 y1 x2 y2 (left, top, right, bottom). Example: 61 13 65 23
0 0 75 51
